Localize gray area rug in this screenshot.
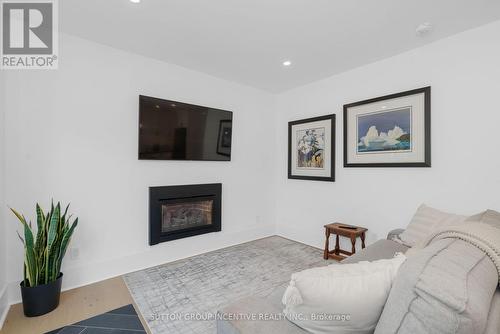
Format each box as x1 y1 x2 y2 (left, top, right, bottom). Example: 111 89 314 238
124 236 327 333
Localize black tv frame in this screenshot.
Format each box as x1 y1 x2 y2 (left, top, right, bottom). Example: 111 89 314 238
138 95 233 161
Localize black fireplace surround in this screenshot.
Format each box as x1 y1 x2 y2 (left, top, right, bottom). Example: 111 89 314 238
149 183 222 245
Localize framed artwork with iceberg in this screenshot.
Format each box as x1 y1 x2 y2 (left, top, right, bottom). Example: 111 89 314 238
344 87 431 167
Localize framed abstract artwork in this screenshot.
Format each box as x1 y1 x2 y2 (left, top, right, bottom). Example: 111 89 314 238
344 87 431 167
288 114 335 182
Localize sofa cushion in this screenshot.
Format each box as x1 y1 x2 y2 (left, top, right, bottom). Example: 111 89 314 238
399 204 466 247
466 209 500 228
374 239 498 334
282 254 406 334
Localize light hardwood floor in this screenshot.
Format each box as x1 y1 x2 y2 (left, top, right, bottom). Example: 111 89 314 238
0 276 150 334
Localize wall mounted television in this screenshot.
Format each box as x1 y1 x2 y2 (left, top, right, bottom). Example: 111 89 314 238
139 95 233 161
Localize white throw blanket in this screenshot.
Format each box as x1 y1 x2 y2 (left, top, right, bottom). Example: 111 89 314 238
412 221 500 284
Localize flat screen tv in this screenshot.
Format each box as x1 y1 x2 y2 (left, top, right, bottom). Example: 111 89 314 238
139 95 233 161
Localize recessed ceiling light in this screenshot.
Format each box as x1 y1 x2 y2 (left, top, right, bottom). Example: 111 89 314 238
282 60 292 67
130 0 141 3
416 22 433 36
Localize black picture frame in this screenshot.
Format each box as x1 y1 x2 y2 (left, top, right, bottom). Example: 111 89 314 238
343 87 431 168
288 114 336 182
217 120 232 157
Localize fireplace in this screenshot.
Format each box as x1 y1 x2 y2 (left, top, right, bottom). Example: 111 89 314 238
149 184 222 245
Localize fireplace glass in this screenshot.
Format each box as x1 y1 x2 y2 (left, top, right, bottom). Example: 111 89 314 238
161 198 214 233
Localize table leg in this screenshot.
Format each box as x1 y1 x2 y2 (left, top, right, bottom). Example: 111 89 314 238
335 234 340 255
323 228 330 260
361 232 366 249
351 236 356 254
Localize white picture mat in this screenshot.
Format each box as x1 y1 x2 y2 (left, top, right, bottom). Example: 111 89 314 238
291 119 332 177
346 93 426 164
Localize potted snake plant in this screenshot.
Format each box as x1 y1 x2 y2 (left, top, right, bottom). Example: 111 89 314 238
11 202 78 317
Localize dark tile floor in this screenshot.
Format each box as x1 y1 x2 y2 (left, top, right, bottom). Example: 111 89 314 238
45 304 146 334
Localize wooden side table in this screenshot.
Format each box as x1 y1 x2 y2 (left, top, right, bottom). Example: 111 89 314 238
324 223 367 261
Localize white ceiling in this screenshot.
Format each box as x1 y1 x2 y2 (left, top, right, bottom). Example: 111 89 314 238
60 0 500 92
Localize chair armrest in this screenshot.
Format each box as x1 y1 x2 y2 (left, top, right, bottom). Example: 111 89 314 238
387 228 405 241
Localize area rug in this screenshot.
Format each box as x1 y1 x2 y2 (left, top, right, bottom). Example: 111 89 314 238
124 236 327 334
45 304 146 333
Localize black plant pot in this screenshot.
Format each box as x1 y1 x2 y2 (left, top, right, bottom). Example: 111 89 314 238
20 273 63 317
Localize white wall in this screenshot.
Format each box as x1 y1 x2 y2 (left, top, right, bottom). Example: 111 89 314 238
3 34 277 303
3 19 500 311
0 66 8 328
275 20 500 249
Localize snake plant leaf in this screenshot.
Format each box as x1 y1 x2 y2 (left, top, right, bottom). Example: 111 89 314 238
61 204 70 224
44 211 49 234
22 218 37 287
46 203 61 283
47 201 54 233
59 207 67 237
44 246 50 284
16 231 24 244
59 218 78 263
54 219 77 276
47 203 60 249
47 242 60 282
10 207 26 225
35 204 47 256
36 203 45 231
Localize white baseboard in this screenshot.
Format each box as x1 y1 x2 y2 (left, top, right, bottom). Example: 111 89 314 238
7 226 275 305
0 286 9 331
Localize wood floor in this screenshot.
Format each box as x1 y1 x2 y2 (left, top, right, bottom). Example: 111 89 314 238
0 276 150 334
